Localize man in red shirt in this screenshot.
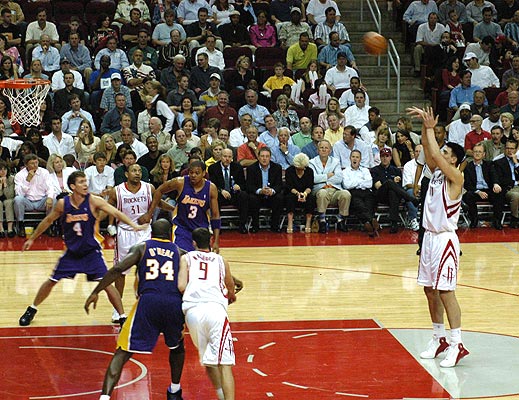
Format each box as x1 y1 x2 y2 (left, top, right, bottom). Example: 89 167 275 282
464 114 491 158
202 91 239 131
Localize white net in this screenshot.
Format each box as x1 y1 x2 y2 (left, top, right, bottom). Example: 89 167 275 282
2 81 51 126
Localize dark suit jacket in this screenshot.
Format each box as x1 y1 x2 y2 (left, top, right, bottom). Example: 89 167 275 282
208 161 246 192
464 160 497 192
245 162 283 195
493 156 519 191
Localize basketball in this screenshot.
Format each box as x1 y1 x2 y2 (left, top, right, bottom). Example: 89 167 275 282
363 32 388 55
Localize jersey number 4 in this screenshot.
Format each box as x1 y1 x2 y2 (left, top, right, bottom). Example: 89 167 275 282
145 259 175 281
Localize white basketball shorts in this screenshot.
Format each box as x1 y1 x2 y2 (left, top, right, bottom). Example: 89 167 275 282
418 230 460 291
184 302 235 366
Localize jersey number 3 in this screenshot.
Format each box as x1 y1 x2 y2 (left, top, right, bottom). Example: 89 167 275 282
145 259 175 281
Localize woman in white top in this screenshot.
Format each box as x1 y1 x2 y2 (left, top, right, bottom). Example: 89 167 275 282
137 95 153 136
212 0 234 26
74 120 100 169
147 80 175 134
47 154 76 201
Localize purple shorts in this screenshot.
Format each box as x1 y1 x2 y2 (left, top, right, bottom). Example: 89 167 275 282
173 225 195 252
117 294 185 353
50 249 108 282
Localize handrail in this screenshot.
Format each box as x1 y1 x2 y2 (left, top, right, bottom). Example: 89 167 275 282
361 0 382 66
387 38 401 114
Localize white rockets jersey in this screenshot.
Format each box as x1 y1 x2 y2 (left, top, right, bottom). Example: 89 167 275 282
115 182 153 230
182 250 229 311
423 169 462 233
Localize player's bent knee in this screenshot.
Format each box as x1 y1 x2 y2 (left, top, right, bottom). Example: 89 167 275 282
170 340 185 354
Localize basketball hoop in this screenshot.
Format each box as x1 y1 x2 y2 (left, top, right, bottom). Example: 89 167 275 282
0 79 51 127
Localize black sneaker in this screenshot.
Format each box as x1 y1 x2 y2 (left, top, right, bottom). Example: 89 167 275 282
318 220 327 233
167 388 183 400
19 306 37 326
119 317 127 327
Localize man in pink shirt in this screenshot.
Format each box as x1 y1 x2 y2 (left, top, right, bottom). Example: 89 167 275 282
14 154 54 237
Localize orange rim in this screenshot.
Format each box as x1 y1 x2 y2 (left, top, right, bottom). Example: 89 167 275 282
0 79 51 89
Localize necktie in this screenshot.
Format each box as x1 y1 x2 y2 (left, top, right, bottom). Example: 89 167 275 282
224 167 230 191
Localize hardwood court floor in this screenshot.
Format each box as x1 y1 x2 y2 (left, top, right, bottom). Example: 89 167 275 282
1 228 519 399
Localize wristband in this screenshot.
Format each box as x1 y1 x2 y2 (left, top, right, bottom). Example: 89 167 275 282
211 219 221 230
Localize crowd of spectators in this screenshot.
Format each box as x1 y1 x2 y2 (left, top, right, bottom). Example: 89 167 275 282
1 0 517 237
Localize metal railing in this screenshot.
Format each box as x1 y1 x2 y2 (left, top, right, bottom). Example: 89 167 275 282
361 0 401 114
360 0 382 66
387 39 401 114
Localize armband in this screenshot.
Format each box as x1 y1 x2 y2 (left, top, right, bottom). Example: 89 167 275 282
211 219 221 230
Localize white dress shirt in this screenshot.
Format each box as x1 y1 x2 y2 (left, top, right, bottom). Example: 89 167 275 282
342 165 373 189
116 139 149 159
85 165 115 195
43 133 76 157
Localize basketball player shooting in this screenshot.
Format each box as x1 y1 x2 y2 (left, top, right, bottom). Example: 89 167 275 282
406 106 469 368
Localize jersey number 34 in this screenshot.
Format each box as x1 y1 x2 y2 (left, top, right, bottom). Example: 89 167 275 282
145 259 175 281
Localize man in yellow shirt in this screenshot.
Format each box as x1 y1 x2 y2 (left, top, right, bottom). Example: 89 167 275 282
286 32 318 71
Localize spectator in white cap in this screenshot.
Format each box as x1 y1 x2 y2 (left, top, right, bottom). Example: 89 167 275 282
199 73 222 107
464 50 500 88
101 72 132 112
279 6 313 48
219 9 255 52
447 103 473 147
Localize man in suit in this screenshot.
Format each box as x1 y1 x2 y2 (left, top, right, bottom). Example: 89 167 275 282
371 148 419 234
246 147 284 233
493 139 519 228
208 148 249 234
463 143 503 229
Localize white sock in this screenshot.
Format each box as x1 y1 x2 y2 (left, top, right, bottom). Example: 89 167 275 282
99 395 110 400
119 313 127 319
450 328 462 344
433 323 446 338
30 304 38 310
216 388 224 400
169 383 181 393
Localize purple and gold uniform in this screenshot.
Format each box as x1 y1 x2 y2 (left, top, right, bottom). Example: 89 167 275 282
117 238 184 353
172 176 211 251
50 194 107 282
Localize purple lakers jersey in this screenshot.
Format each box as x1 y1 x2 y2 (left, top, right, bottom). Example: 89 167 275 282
137 238 182 298
173 176 211 231
62 194 101 256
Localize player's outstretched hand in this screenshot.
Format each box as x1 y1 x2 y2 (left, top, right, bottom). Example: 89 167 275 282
84 293 99 314
406 106 438 128
233 276 243 293
132 223 150 232
22 239 34 252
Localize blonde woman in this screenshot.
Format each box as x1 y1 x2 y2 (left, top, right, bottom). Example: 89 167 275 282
146 80 175 133
272 94 300 135
395 116 420 145
75 120 100 169
501 112 514 140
97 134 118 168
318 97 345 130
47 154 76 201
228 55 253 90
205 140 226 168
